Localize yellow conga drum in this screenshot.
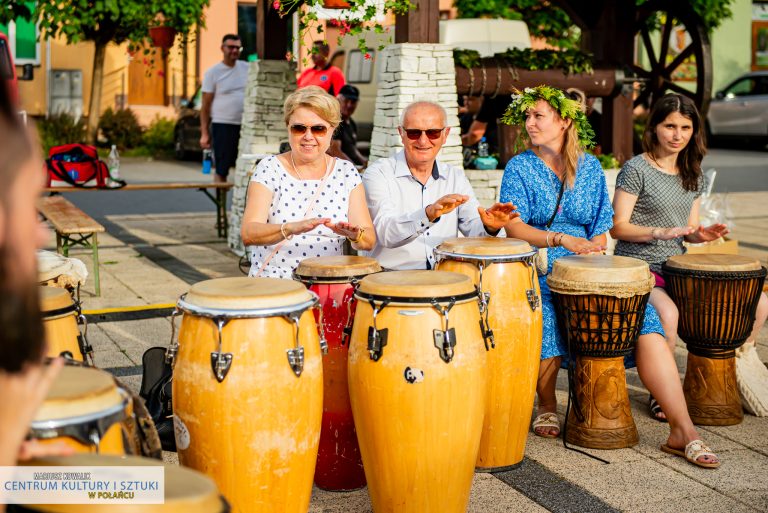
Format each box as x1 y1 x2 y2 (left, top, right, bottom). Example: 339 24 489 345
170 277 323 513
16 454 228 512
30 365 130 454
662 254 767 425
349 271 487 513
40 286 90 362
548 255 655 449
435 237 542 471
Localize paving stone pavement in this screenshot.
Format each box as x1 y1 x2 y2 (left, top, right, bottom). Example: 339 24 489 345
40 166 768 512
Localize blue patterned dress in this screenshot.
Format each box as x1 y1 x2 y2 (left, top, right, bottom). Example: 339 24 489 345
499 150 664 361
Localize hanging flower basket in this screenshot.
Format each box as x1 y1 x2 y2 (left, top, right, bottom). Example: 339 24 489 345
322 0 350 9
149 26 177 50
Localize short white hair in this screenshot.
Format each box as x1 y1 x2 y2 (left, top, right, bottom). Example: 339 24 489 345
399 101 447 127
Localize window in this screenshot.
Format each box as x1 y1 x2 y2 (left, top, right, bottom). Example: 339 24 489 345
0 2 40 65
346 49 374 83
238 3 258 61
724 78 757 98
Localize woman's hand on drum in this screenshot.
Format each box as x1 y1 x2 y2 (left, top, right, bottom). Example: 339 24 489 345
285 218 331 237
478 202 519 231
0 357 64 464
425 194 469 221
560 234 606 255
652 226 695 241
18 439 76 461
325 221 362 240
689 223 729 243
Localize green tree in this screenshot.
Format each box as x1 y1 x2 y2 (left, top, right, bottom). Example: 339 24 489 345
1 1 209 143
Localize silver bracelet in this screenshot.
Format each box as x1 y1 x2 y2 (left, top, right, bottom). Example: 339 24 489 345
546 231 552 248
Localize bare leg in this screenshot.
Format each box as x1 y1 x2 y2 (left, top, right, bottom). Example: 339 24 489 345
649 287 679 353
635 333 719 465
534 356 562 437
746 292 768 346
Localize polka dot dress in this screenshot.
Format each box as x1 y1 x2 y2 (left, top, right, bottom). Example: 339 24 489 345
247 155 362 279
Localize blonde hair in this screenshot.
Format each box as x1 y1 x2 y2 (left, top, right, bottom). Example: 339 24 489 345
561 121 582 188
283 86 341 128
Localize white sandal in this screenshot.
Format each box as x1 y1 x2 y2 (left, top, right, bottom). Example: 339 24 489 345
661 439 721 469
532 412 561 438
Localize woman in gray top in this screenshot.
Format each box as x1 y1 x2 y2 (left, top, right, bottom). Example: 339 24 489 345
611 94 767 422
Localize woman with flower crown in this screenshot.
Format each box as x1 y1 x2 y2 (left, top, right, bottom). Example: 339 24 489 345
498 85 720 468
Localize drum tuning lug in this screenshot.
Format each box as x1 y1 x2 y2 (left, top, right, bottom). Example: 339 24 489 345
165 343 179 366
485 330 495 350
319 336 329 355
367 327 388 362
286 346 305 376
434 328 456 363
210 352 233 382
526 289 540 311
341 325 353 346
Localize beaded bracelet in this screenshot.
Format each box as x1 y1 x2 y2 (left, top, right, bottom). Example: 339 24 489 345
280 223 293 240
555 232 565 246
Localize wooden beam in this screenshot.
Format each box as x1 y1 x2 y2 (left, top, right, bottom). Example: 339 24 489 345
603 86 634 164
455 66 620 97
395 0 439 44
256 1 291 60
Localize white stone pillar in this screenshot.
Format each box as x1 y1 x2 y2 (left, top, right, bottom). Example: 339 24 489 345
368 44 463 169
229 60 297 255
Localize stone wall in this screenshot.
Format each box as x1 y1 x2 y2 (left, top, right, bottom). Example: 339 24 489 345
368 44 463 168
228 60 296 255
465 169 503 207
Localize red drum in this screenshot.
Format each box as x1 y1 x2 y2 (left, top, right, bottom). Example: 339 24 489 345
294 256 382 491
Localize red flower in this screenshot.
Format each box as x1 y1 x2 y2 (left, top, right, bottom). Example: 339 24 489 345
157 70 165 77
364 53 371 60
273 0 280 9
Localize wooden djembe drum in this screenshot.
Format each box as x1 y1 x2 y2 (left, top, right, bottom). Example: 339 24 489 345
663 254 767 426
548 255 655 449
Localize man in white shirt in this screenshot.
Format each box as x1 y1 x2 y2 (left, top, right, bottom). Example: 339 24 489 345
362 101 517 270
200 34 249 183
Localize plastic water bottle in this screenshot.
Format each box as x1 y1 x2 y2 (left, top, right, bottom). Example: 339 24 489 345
202 149 212 175
108 145 121 180
477 137 489 157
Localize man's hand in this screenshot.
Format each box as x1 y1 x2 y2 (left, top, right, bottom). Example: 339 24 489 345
200 133 211 150
425 194 469 222
478 202 518 232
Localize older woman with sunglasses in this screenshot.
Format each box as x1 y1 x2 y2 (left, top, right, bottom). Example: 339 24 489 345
241 86 375 278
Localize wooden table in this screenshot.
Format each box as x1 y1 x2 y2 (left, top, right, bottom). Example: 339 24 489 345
44 182 234 239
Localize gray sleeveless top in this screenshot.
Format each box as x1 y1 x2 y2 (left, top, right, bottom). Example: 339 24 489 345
613 155 703 274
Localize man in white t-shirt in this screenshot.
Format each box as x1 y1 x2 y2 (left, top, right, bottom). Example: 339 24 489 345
200 34 249 183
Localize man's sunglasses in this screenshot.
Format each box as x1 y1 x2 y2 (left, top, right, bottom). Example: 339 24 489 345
290 124 329 136
224 45 243 51
402 128 445 140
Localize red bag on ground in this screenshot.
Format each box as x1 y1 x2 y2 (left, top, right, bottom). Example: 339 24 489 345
45 143 125 188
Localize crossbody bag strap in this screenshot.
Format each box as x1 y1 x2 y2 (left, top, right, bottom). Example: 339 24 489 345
545 177 566 230
253 156 337 277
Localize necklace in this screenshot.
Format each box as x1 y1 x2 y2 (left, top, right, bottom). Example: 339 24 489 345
290 152 328 181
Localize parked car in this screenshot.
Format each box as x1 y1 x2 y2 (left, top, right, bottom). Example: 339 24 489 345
707 71 768 146
174 86 202 160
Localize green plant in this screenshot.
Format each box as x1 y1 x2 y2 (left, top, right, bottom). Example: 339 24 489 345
274 0 413 56
142 116 176 156
98 108 143 150
36 113 87 155
453 48 594 76
592 152 620 170
636 0 734 32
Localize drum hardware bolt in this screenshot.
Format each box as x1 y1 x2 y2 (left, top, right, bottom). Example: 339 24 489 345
210 318 233 382
431 300 457 363
165 308 181 367
77 313 95 365
315 306 328 355
341 296 355 346
526 289 540 311
367 300 389 361
477 288 495 350
285 313 305 376
341 325 353 346
88 429 102 451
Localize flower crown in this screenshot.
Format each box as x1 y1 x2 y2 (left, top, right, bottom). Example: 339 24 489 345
500 85 596 149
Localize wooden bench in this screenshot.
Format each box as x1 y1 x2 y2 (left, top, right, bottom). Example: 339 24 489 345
37 196 106 296
44 182 234 239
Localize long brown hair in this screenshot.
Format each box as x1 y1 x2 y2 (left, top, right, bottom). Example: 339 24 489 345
0 79 45 373
642 94 705 192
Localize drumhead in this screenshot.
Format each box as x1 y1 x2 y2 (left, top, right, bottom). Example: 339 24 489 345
39 286 76 317
182 277 314 311
356 270 476 299
33 366 124 422
294 255 382 281
18 454 224 513
665 254 762 272
547 255 655 297
435 237 534 259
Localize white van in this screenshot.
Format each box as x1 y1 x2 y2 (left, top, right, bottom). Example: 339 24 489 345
329 19 531 143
